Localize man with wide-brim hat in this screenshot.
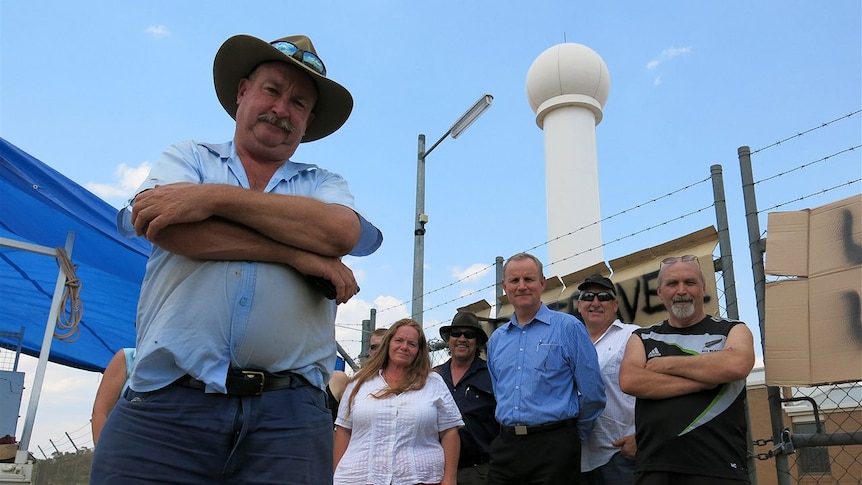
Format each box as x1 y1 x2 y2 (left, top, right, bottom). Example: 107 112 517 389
434 312 498 485
439 311 489 347
93 34 382 484
214 34 353 143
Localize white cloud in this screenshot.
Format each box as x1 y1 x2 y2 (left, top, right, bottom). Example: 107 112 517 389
86 161 150 204
372 296 410 323
646 46 692 70
449 262 493 283
145 25 170 39
653 75 663 86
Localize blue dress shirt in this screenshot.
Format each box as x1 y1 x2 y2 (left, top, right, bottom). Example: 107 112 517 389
117 140 382 393
487 303 605 441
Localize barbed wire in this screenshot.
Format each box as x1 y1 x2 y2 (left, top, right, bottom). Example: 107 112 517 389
334 322 362 332
757 179 861 214
376 176 712 315
34 422 94 458
754 145 861 186
751 110 861 154
418 203 716 317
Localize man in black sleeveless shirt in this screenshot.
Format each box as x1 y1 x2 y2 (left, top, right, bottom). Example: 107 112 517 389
619 255 755 484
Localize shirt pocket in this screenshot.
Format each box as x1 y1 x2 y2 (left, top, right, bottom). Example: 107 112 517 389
604 347 624 378
465 384 494 401
535 343 564 371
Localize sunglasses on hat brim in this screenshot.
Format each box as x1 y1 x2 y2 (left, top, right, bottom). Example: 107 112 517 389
271 41 326 76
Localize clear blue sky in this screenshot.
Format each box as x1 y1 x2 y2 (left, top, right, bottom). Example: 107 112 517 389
3 0 860 456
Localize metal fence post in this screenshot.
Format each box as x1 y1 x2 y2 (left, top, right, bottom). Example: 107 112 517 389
739 145 792 485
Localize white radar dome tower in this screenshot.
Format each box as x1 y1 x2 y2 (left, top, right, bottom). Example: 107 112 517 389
526 42 610 276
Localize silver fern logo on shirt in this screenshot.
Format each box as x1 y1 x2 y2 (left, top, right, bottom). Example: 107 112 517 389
701 338 724 352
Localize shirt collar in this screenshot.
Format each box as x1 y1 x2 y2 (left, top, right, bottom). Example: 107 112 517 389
594 319 624 343
503 303 552 330
201 140 320 188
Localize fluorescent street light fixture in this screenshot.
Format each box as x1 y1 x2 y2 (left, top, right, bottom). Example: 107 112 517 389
450 94 493 139
412 93 493 324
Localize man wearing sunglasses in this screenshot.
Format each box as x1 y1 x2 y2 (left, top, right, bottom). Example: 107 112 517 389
434 312 499 485
94 34 382 484
619 256 755 484
576 274 640 485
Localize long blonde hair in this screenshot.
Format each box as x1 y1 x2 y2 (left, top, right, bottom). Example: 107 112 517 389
346 319 431 413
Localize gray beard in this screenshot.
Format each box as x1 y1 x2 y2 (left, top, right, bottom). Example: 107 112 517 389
670 302 696 320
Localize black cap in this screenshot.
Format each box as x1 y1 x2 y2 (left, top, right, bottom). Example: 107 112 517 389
577 273 615 294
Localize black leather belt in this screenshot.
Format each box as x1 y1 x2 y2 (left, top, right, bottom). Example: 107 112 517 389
176 369 310 396
501 417 578 436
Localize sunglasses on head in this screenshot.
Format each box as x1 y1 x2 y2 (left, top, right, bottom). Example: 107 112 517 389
578 291 615 302
449 330 478 339
271 41 326 76
660 254 699 269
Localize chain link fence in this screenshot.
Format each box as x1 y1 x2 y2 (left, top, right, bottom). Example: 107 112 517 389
748 379 862 484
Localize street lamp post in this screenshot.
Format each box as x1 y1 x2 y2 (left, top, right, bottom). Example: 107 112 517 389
411 94 493 324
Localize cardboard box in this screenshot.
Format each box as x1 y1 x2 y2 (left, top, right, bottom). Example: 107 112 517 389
764 211 809 276
764 194 862 386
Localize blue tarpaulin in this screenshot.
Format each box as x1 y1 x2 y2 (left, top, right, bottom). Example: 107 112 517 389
0 137 149 372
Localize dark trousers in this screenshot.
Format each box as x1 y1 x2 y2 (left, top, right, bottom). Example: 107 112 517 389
488 425 581 484
458 463 490 485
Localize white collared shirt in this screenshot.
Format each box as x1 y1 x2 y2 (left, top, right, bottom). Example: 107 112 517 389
582 319 640 472
335 371 463 485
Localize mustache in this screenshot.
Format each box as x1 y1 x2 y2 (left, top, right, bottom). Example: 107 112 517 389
672 295 694 303
257 113 296 133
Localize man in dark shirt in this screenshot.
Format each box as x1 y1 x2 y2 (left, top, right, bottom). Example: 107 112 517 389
620 255 755 484
435 311 499 485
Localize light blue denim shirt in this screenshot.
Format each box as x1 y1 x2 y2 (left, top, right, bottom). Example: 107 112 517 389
117 140 382 393
487 304 606 441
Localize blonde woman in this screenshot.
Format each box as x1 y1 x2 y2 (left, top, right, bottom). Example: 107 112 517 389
334 319 463 485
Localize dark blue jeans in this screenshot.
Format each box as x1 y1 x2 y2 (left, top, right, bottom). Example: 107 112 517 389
582 450 636 485
90 382 332 484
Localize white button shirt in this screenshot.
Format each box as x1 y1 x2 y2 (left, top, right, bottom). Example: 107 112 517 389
581 319 641 472
334 371 463 485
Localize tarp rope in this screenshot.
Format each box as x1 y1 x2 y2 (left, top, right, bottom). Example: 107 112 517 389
54 247 82 342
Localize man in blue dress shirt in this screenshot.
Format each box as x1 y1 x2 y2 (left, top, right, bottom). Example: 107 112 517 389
91 34 382 484
487 252 605 484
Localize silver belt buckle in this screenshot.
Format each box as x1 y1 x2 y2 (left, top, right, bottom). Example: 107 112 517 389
514 425 528 436
242 370 265 395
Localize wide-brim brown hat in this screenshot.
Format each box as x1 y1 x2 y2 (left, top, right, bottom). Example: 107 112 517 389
439 311 489 346
213 34 353 142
